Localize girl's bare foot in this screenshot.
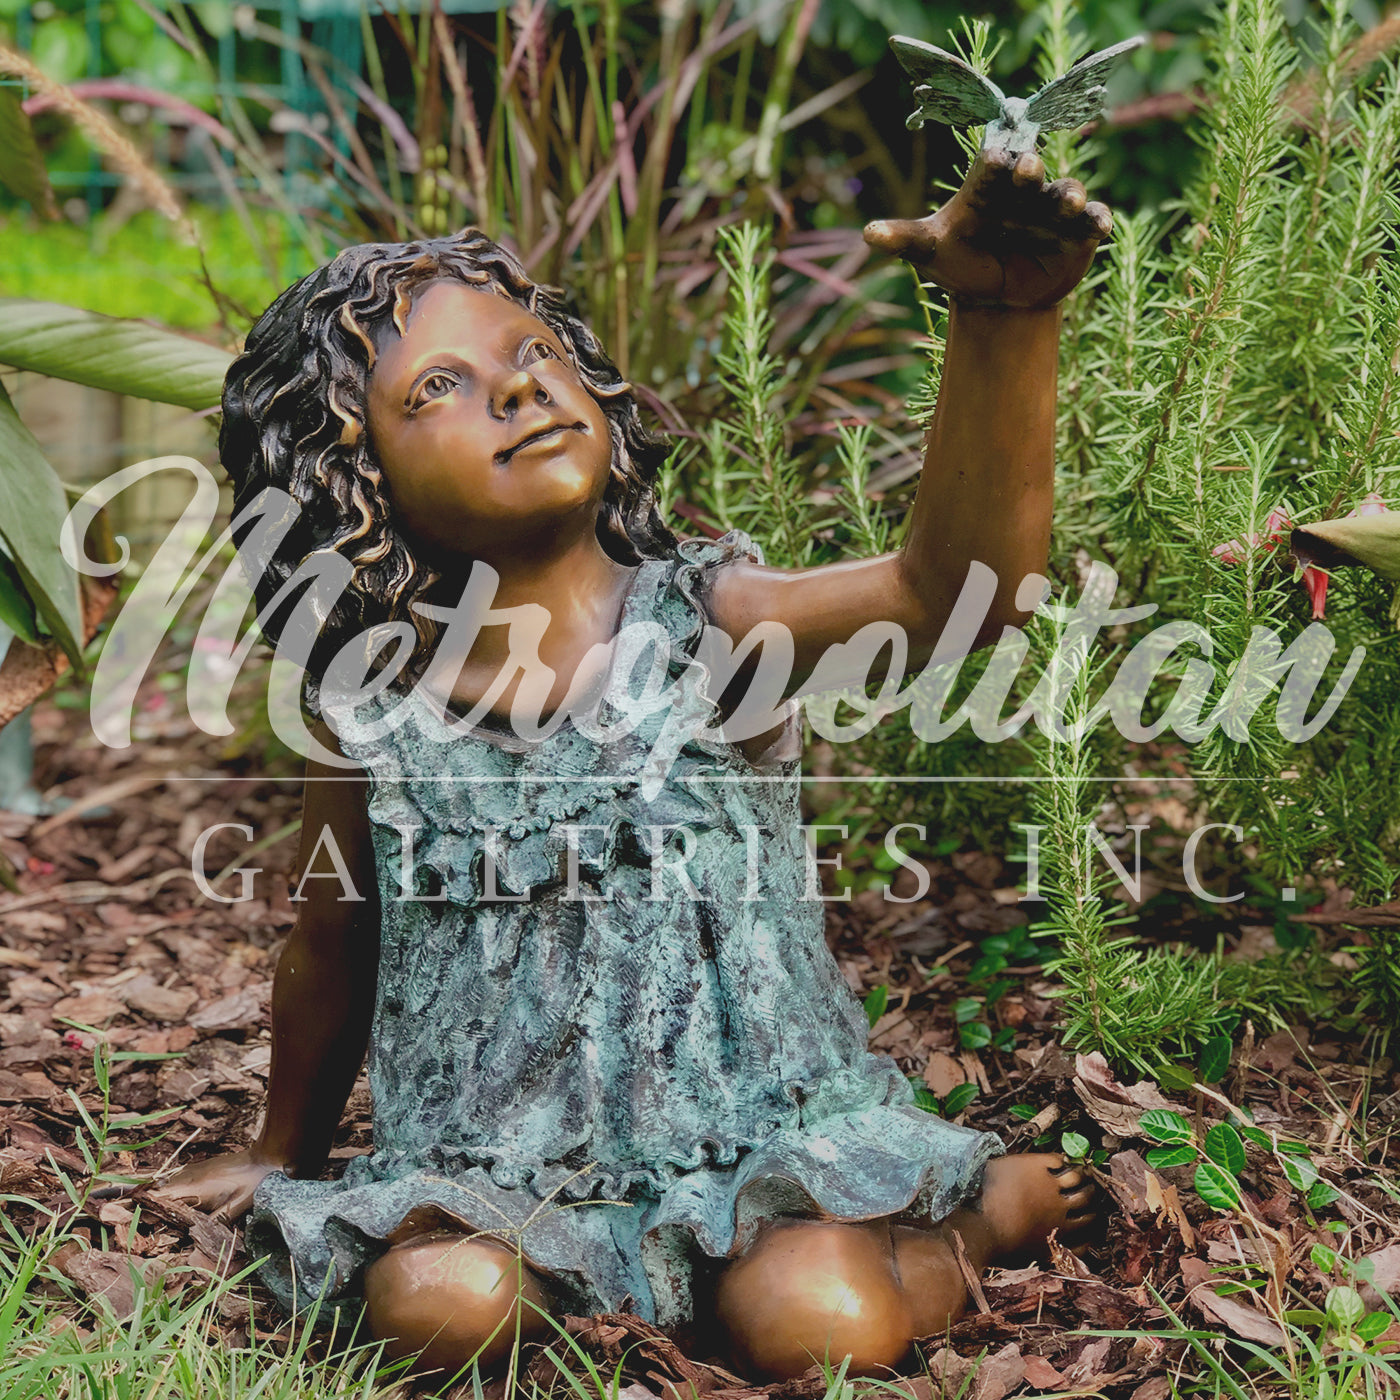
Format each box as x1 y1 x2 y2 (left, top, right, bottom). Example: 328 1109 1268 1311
714 1153 1097 1379
974 1152 1097 1258
893 1152 1096 1338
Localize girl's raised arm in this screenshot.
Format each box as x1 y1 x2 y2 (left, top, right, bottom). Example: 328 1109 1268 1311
705 149 1112 696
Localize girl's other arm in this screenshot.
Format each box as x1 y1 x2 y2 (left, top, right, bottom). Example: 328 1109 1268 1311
154 719 380 1217
707 149 1112 692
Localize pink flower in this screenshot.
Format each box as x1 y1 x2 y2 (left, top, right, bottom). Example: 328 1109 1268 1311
1211 508 1292 565
1351 492 1388 517
1220 497 1390 619
1212 539 1247 564
1302 565 1330 619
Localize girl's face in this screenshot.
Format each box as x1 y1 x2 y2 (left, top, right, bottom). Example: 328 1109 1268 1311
364 279 612 568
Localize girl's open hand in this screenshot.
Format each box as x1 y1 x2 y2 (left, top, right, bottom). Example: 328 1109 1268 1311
146 1147 286 1220
863 148 1112 309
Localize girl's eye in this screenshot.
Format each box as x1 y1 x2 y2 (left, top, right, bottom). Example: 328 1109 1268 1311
525 340 557 364
414 372 456 406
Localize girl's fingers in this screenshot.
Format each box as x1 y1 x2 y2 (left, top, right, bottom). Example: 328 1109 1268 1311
1047 178 1088 220
1012 150 1045 188
863 216 938 261
1082 201 1114 240
964 147 1016 208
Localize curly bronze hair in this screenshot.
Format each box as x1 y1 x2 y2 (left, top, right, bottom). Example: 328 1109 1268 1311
220 229 676 712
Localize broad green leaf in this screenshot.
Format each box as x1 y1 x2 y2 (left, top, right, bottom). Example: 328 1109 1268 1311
0 553 40 644
1156 1064 1197 1092
1281 1153 1319 1191
1008 1103 1038 1120
863 984 888 1028
1310 1243 1337 1274
910 1083 940 1113
1145 1144 1196 1169
0 300 232 410
0 88 56 217
1240 1125 1274 1151
1194 1160 1243 1210
943 1082 978 1115
1204 1123 1246 1175
1060 1131 1089 1159
1140 1109 1193 1145
1199 1034 1232 1083
981 978 1015 1005
1326 1287 1366 1330
1285 1308 1329 1329
1356 1312 1392 1341
959 1021 993 1050
953 997 980 1024
968 954 1007 982
1307 1180 1340 1210
0 382 83 665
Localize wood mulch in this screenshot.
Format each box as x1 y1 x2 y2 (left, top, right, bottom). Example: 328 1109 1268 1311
1 693 1397 1399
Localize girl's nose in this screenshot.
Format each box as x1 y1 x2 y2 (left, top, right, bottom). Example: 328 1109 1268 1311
489 367 551 419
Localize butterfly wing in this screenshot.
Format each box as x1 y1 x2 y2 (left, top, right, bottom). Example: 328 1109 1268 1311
890 36 1004 129
1025 35 1145 131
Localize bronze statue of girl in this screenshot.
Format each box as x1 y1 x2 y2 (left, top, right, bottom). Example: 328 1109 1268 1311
158 146 1111 1381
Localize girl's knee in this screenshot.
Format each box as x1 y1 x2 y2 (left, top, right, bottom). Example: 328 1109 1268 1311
713 1220 914 1380
363 1232 553 1373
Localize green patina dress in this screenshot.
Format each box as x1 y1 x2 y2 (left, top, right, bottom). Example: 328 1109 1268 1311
248 533 1001 1328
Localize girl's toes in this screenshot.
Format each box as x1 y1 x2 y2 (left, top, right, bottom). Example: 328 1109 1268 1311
1059 1180 1095 1211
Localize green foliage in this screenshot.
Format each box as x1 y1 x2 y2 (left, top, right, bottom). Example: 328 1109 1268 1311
942 1081 979 1116
863 982 889 1027
0 298 231 409
999 0 1400 1062
0 290 230 677
0 206 307 328
702 221 815 567
1199 1033 1233 1082
0 379 82 665
1137 1099 1365 1237
0 83 54 216
1146 1288 1400 1399
0 1041 401 1399
1060 1130 1091 1160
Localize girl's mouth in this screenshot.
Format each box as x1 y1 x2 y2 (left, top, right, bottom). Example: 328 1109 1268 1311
497 422 580 463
